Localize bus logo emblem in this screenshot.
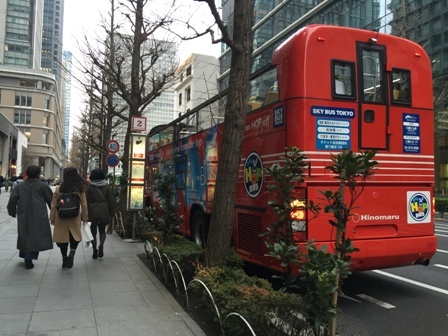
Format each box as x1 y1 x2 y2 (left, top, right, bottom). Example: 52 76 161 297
407 192 430 223
244 152 263 198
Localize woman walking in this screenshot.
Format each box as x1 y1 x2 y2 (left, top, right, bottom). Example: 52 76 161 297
50 167 88 268
86 169 114 259
7 166 53 269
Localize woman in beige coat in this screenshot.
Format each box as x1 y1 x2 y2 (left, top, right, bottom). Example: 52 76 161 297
50 167 88 268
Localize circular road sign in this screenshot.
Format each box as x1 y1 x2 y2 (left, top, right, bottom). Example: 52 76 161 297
106 140 120 153
106 154 120 168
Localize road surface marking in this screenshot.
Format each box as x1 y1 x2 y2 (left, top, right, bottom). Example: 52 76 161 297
356 294 395 309
435 229 448 233
436 234 448 238
373 270 448 296
438 249 448 254
434 264 448 270
340 292 362 303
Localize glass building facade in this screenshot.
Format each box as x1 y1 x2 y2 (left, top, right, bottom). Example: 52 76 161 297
219 0 448 193
41 0 64 94
2 0 43 68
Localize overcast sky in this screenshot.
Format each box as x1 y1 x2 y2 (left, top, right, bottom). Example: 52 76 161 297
63 0 220 143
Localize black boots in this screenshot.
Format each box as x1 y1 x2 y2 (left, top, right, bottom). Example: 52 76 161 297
25 260 34 269
62 256 68 268
92 249 98 259
66 251 75 269
98 245 104 258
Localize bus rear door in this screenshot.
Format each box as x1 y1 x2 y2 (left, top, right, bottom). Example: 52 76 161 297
357 43 388 150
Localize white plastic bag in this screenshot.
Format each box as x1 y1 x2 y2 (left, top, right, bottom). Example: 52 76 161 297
81 222 94 249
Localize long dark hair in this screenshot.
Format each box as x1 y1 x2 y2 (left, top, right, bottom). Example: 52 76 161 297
60 167 86 193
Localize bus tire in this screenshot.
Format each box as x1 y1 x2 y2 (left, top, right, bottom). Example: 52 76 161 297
191 210 209 248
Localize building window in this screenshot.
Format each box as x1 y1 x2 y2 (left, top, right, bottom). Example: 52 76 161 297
14 109 31 124
15 92 32 106
44 97 50 109
19 127 31 142
43 112 49 126
186 87 191 102
20 79 37 87
179 93 182 106
186 66 192 76
42 130 49 145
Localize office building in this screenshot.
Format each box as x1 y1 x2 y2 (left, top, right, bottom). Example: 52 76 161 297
0 0 64 178
41 0 65 94
0 66 63 178
175 53 219 117
0 0 44 68
106 36 178 175
61 50 72 169
220 0 448 192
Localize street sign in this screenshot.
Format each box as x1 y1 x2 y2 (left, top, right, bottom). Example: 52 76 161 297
106 140 120 153
131 116 147 132
106 154 120 167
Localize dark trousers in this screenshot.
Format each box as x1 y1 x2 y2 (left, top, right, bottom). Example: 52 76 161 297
56 232 79 257
90 222 106 249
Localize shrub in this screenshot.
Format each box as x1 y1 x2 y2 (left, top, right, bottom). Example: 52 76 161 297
194 266 308 336
435 198 448 218
155 234 204 281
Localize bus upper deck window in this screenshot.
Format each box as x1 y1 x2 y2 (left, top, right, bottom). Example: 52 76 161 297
332 61 355 99
249 67 279 110
391 69 411 104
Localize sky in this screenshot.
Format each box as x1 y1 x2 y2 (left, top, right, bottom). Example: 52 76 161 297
62 0 220 143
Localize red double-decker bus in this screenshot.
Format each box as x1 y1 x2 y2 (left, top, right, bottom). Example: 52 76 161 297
145 24 436 272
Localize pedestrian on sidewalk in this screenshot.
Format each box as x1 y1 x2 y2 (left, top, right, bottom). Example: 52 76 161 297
12 174 24 190
86 168 115 259
7 165 53 269
50 167 88 269
0 174 4 194
4 174 10 191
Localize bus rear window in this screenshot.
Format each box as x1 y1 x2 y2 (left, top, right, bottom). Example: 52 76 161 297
332 61 355 99
391 69 411 104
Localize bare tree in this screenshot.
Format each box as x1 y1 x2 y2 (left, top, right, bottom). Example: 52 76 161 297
69 116 91 175
187 0 254 266
75 0 179 214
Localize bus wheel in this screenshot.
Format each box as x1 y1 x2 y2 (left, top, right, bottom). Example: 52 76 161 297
191 210 209 248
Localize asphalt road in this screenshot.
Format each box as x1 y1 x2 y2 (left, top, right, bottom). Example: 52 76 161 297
337 218 448 336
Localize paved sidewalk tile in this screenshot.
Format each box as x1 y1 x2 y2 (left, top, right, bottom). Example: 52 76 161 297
0 187 206 336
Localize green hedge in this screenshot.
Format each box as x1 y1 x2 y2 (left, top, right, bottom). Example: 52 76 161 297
435 198 448 218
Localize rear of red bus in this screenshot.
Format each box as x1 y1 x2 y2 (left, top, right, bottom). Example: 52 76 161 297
236 25 436 272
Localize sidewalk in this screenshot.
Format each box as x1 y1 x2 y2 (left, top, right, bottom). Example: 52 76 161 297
0 187 206 336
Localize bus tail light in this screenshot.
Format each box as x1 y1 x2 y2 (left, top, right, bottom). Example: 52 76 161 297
291 199 307 237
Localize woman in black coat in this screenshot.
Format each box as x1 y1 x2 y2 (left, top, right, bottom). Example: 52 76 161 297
86 169 115 259
7 166 53 269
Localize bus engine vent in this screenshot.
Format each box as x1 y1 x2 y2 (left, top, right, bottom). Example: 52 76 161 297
237 212 264 256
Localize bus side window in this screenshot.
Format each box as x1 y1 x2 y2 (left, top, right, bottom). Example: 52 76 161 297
263 86 279 106
332 60 356 99
248 96 262 111
391 69 411 104
249 67 279 110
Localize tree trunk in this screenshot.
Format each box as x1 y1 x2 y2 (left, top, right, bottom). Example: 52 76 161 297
117 0 144 231
205 0 253 267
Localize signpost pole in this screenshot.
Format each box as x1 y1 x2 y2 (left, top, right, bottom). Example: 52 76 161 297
123 132 145 243
132 213 136 240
